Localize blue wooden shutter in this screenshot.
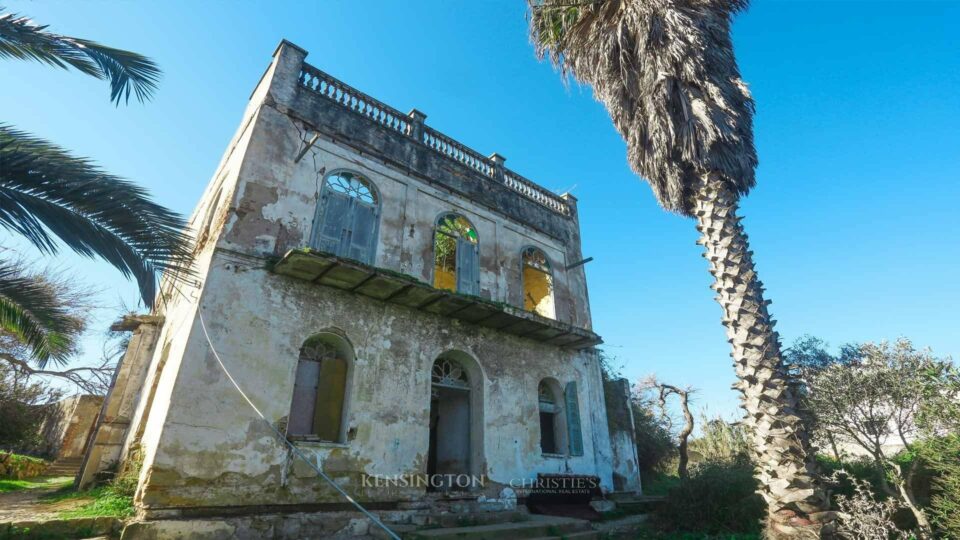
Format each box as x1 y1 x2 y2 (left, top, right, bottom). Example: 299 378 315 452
456 238 479 295
312 191 351 255
565 381 584 456
347 202 377 264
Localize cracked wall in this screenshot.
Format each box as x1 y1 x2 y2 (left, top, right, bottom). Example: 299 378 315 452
125 41 636 513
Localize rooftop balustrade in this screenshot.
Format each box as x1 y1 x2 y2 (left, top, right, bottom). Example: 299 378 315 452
298 63 572 217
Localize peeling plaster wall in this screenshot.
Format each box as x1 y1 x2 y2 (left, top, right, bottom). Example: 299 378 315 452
138 251 614 510
218 104 591 328
129 41 622 512
129 67 270 499
39 395 103 459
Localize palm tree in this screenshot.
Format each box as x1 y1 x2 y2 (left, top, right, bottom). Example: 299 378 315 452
0 260 82 366
529 0 831 536
0 11 192 366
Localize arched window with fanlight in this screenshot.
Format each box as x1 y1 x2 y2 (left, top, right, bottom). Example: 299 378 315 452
433 213 479 295
310 171 379 265
287 333 352 442
538 379 567 455
522 247 555 319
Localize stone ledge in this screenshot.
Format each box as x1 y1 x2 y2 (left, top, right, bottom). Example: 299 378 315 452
270 249 602 350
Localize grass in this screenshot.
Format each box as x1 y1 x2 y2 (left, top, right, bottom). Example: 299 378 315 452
40 485 135 519
0 476 72 493
642 471 681 496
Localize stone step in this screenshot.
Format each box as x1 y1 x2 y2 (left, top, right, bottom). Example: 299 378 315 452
615 499 663 514
605 491 640 502
529 532 599 540
45 468 79 475
422 510 527 528
404 515 589 540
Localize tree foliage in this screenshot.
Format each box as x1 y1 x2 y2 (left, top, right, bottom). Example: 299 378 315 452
0 361 62 453
0 8 192 372
0 259 83 366
528 3 830 531
528 0 756 216
0 11 160 105
0 125 194 309
788 336 957 538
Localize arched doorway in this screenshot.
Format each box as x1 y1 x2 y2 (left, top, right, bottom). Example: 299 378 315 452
428 355 474 491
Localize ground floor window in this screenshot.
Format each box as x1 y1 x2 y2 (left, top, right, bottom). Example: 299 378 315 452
287 334 351 442
538 379 567 455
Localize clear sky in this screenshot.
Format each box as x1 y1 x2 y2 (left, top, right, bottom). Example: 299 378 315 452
2 1 958 419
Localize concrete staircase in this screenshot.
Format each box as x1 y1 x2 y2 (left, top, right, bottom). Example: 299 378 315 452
45 456 83 478
401 514 597 540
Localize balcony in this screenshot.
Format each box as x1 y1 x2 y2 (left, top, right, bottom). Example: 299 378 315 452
270 248 602 350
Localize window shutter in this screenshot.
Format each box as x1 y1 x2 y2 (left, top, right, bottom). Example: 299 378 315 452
347 202 377 265
565 381 584 456
288 359 321 436
311 191 351 255
456 238 479 295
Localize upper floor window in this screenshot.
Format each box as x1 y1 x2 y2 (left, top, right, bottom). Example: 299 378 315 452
522 247 555 319
310 171 379 265
433 213 479 295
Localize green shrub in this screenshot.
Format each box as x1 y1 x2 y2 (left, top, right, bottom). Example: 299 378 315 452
0 451 48 479
653 461 765 534
689 415 751 465
916 434 960 538
58 485 134 518
631 399 676 482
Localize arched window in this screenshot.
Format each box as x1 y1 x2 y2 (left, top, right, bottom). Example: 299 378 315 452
310 171 379 265
433 213 479 295
538 379 567 455
287 333 352 442
522 247 555 319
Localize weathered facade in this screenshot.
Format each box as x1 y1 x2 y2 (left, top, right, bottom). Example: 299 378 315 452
81 40 640 531
38 395 103 460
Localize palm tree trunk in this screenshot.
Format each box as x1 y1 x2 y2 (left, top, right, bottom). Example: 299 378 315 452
693 173 832 537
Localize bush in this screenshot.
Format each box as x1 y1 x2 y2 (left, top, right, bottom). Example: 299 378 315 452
0 362 63 454
631 399 676 482
0 451 48 479
915 434 960 538
689 414 751 465
828 470 912 540
653 461 765 534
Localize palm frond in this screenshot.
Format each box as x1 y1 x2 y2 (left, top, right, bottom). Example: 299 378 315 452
0 11 160 105
0 261 81 367
528 0 755 216
0 125 194 308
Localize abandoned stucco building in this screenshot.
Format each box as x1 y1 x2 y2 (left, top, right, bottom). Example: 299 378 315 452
79 40 640 534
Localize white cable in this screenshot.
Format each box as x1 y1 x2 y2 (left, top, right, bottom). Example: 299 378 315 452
197 309 400 540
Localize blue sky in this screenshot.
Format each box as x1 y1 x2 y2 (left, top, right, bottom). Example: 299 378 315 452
2 1 958 419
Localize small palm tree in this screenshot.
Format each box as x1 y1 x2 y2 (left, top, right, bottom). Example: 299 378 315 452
529 0 830 536
0 11 192 366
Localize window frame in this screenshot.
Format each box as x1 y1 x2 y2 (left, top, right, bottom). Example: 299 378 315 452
431 212 480 295
308 169 381 265
520 246 557 319
537 378 568 457
286 331 355 445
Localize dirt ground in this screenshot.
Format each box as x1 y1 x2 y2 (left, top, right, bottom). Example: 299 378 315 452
0 476 91 522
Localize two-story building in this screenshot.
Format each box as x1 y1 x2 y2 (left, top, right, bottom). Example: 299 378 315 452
77 40 640 536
